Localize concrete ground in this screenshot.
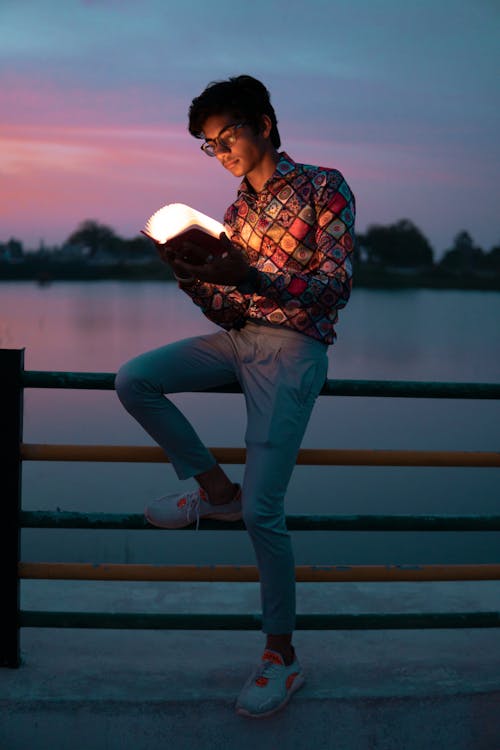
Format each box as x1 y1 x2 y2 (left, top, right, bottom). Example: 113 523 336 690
1 580 500 750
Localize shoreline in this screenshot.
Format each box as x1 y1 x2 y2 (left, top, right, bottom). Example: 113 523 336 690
1 263 500 291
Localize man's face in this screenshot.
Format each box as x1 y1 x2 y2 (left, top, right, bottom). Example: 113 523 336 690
201 113 270 179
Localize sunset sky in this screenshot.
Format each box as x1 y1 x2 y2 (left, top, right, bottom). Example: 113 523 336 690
1 0 499 258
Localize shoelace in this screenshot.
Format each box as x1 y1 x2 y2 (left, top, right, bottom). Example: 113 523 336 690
253 660 282 685
181 489 206 531
180 486 238 531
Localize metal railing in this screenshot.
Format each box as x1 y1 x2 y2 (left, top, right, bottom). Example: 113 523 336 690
2 347 500 667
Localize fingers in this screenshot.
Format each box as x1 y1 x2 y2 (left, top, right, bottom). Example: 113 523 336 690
219 232 232 250
156 245 176 265
206 250 229 263
172 257 198 276
218 233 244 262
164 235 248 285
219 232 242 250
180 240 200 257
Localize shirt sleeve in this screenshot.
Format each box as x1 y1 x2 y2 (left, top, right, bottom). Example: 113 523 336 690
237 171 355 311
179 279 251 330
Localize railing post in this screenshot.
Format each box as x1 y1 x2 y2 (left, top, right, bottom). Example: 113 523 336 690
0 349 24 667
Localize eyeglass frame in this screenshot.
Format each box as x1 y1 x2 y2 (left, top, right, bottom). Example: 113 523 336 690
200 121 248 157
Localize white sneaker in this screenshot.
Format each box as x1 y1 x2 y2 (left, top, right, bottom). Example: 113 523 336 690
145 485 242 530
235 648 305 718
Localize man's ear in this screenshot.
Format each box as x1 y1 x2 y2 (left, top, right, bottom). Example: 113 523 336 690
260 114 273 139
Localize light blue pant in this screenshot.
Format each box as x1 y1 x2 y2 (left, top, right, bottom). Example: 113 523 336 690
115 322 328 634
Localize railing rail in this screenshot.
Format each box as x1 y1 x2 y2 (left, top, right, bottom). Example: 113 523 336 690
21 369 500 398
18 611 500 631
19 510 500 531
19 442 500 467
1 348 499 668
18 561 500 582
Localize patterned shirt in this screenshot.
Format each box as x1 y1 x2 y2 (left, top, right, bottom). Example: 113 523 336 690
181 152 355 345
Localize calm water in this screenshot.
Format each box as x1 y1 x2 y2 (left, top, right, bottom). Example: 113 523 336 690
2 281 499 565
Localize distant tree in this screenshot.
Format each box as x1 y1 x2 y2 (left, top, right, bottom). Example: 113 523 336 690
0 237 24 261
440 231 484 273
359 219 434 268
484 243 500 273
352 235 363 269
122 235 156 258
65 220 123 258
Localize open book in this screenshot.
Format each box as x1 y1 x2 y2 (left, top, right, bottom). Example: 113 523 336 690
141 203 226 259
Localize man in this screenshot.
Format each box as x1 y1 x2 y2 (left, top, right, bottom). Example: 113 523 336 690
115 74 355 718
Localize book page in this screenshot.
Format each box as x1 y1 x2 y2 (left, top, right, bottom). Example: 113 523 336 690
142 203 225 245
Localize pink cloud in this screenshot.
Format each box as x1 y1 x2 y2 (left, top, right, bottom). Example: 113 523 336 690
0 116 235 246
2 75 495 254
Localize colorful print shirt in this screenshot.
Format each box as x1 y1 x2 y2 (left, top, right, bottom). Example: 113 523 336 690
181 152 355 345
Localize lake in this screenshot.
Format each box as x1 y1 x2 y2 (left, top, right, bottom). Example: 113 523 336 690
2 281 499 566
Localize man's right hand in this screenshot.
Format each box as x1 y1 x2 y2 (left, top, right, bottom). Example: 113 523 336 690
156 240 208 266
155 243 176 265
155 243 197 284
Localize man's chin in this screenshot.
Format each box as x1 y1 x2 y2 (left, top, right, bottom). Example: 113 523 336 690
224 159 242 174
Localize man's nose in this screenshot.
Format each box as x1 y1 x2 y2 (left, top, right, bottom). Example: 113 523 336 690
214 140 231 156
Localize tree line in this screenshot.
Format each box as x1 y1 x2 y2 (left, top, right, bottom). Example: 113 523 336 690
357 219 500 275
1 217 500 285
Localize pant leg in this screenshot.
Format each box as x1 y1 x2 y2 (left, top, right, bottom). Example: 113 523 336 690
231 324 329 634
115 331 239 479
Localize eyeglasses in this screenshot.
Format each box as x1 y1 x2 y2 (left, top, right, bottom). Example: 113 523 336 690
200 122 247 157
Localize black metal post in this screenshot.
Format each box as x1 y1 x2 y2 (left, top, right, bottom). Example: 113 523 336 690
0 349 24 667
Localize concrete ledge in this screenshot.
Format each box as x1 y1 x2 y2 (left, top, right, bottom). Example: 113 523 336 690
1 582 500 749
2 689 500 750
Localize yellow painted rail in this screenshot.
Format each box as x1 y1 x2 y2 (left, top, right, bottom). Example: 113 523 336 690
20 443 500 467
19 562 500 583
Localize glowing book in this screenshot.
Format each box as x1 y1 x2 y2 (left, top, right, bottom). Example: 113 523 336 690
141 203 226 259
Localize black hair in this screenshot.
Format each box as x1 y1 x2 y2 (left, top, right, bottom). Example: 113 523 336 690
188 74 281 149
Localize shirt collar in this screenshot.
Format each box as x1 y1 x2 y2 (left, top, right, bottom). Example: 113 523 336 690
237 151 298 196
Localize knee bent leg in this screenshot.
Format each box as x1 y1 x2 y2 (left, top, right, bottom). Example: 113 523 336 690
114 361 158 410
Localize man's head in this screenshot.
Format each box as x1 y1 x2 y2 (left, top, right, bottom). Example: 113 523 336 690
188 75 281 150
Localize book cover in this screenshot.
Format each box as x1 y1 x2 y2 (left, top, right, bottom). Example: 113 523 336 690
141 203 226 260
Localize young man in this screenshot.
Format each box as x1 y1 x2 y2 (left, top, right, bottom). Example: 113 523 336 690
115 75 355 718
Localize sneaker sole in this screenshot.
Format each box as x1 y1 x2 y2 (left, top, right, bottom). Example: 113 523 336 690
144 508 185 529
144 507 243 529
235 674 305 719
